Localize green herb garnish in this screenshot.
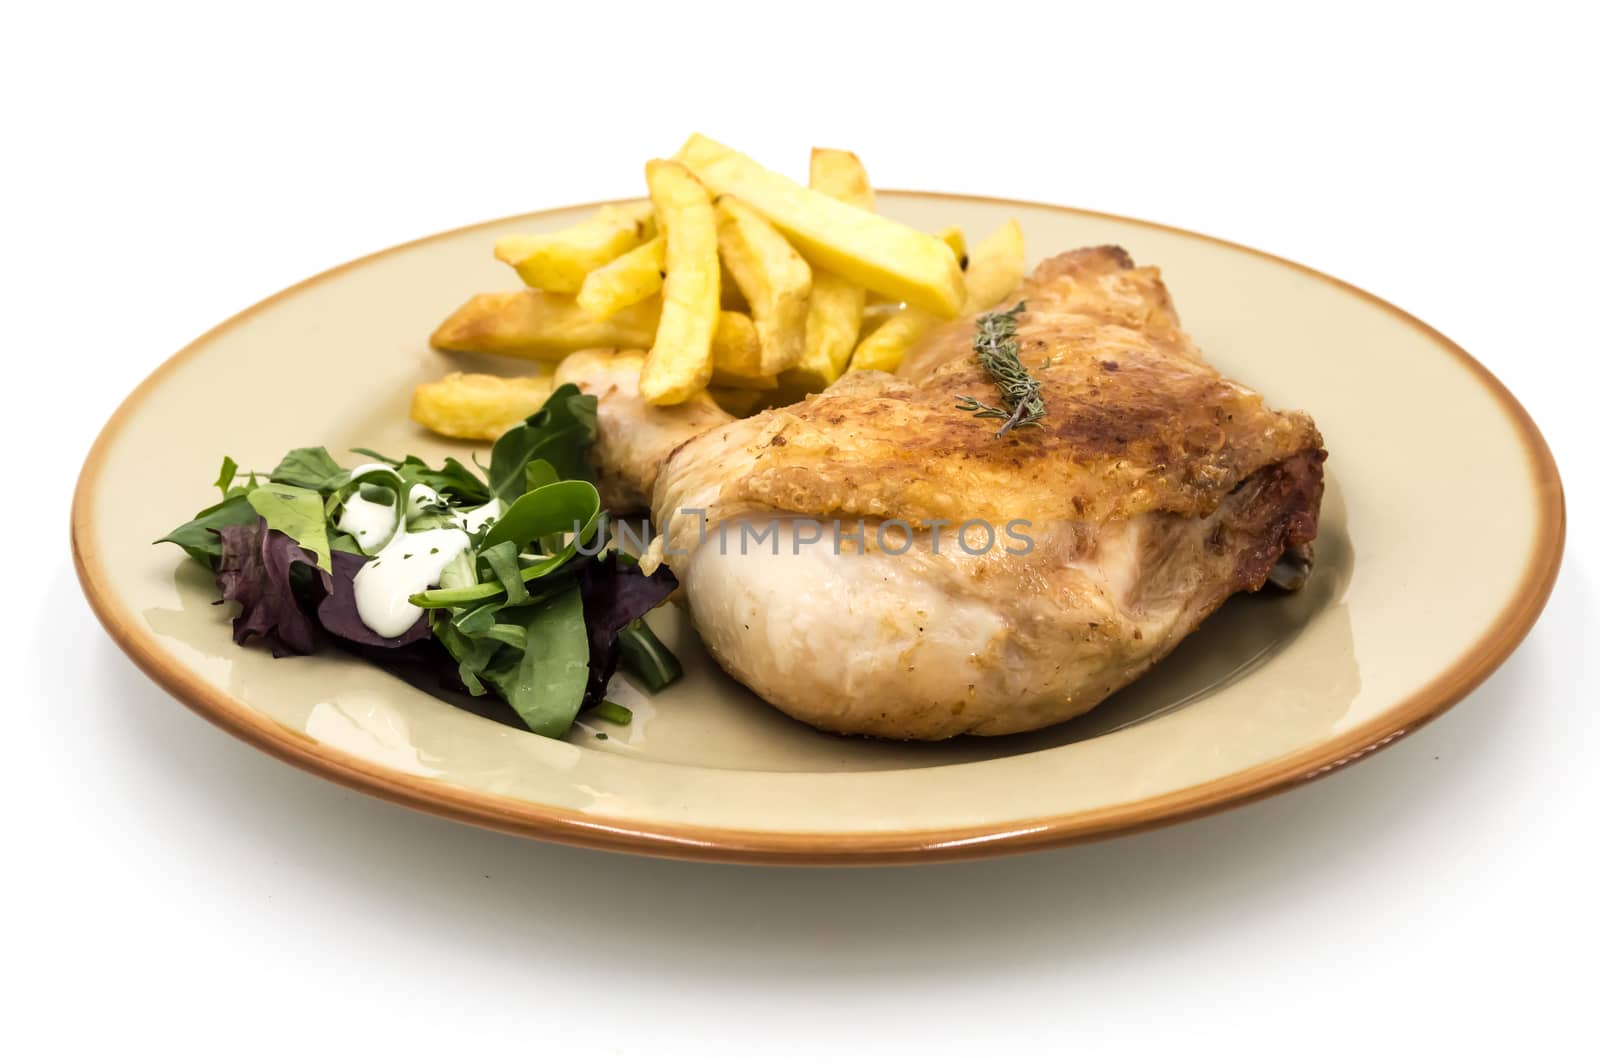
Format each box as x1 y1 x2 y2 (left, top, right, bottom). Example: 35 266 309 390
954 301 1043 437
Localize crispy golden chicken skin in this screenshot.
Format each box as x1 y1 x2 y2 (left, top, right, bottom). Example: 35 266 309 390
574 247 1325 739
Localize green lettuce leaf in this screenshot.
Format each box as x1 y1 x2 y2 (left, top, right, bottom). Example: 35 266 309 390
268 446 347 491
247 484 333 571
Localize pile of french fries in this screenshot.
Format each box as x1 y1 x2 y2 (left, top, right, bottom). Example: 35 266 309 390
414 134 1024 439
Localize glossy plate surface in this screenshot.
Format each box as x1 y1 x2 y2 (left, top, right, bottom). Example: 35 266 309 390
72 193 1564 863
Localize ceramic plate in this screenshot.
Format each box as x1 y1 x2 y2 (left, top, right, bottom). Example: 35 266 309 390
72 193 1564 863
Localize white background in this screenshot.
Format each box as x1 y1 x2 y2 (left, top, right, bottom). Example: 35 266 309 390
5 2 1597 1060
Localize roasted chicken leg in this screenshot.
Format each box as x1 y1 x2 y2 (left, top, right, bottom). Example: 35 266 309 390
558 246 1325 739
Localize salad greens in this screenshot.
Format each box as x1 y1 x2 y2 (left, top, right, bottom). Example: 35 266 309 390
157 384 680 740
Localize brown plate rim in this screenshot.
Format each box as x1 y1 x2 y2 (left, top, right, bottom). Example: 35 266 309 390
71 191 1567 865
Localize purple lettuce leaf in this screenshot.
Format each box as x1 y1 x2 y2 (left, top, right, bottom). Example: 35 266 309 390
316 550 432 648
576 552 679 707
216 519 330 657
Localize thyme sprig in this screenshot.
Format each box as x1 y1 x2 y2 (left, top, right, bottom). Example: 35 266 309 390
954 301 1043 437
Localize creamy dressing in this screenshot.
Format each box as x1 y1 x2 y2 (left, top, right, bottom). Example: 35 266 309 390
461 497 501 533
338 479 506 639
337 494 398 553
352 526 472 637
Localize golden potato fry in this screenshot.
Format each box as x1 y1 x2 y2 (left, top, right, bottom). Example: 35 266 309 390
575 236 665 318
936 225 968 269
787 148 873 394
410 372 555 441
677 133 964 317
715 195 812 375
493 202 655 293
787 273 862 394
430 290 659 359
807 148 875 211
859 302 900 337
960 218 1025 311
720 260 750 311
847 220 1028 374
848 305 939 373
709 387 766 418
711 309 765 378
640 160 718 405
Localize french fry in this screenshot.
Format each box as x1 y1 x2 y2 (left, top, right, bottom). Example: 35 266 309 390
430 290 659 359
410 372 555 441
806 147 875 211
677 133 965 317
848 305 940 374
715 195 812 375
493 203 655 293
711 310 766 379
787 148 873 394
575 236 665 318
959 218 1026 311
859 303 900 337
640 160 718 405
709 387 766 418
936 225 968 269
849 220 1027 374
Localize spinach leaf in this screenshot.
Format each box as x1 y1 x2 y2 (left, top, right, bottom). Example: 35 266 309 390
478 586 591 738
488 384 597 504
481 480 600 552
478 541 530 606
618 619 683 692
268 446 347 491
156 492 260 569
524 458 559 494
432 616 495 696
247 484 333 572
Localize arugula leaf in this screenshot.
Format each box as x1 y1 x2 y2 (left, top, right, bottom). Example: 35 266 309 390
488 384 597 504
397 455 492 505
478 586 591 738
345 448 491 506
214 456 239 497
247 484 333 572
268 446 347 491
156 492 260 569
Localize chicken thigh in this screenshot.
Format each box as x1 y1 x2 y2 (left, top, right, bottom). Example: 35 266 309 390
561 246 1325 739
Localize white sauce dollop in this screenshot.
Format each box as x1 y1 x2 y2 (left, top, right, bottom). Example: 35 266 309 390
352 527 472 638
337 494 398 553
339 480 507 639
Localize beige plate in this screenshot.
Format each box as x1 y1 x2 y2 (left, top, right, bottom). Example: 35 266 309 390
72 193 1565 864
